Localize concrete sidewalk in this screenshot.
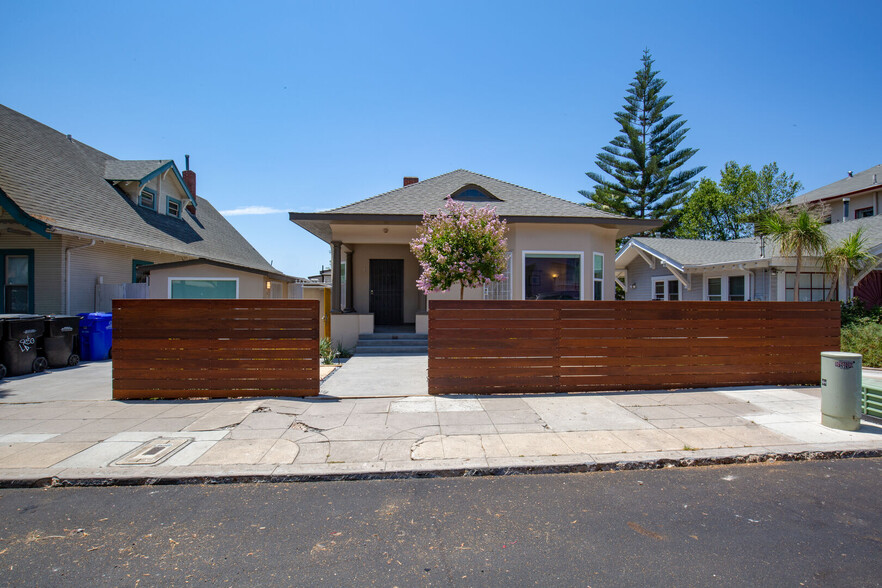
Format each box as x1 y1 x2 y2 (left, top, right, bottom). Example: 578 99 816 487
1 360 881 485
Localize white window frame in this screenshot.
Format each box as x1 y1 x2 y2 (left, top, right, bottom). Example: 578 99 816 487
704 272 751 301
651 276 681 301
168 277 240 299
592 252 604 301
521 250 584 301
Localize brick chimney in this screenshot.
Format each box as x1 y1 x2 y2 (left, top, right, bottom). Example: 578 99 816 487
403 176 419 187
182 154 196 200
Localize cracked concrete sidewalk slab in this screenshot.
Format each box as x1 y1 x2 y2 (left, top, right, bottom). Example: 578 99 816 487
183 401 264 431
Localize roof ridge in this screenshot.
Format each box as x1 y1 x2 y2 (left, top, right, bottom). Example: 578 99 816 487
458 169 627 219
323 169 468 213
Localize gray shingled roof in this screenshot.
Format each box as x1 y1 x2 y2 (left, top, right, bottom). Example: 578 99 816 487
104 159 170 182
0 104 286 277
322 169 631 219
631 237 763 267
620 216 882 269
791 164 882 205
822 212 882 250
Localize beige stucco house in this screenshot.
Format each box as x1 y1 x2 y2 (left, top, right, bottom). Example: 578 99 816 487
291 170 659 348
0 104 302 315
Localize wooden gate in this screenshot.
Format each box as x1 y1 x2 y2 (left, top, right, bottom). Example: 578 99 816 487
428 300 840 395
113 299 320 399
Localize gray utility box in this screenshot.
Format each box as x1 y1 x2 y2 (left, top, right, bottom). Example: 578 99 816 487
820 351 862 431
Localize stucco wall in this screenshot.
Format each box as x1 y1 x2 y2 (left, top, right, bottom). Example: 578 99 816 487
350 243 422 322
147 264 269 299
507 223 618 300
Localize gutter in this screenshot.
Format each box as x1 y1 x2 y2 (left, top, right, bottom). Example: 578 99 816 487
65 240 95 314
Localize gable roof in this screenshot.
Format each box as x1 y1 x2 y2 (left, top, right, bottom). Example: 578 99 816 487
615 237 765 271
616 215 882 270
791 164 882 205
291 169 660 241
0 104 287 278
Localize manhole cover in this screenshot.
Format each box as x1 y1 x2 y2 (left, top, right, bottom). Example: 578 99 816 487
114 437 192 466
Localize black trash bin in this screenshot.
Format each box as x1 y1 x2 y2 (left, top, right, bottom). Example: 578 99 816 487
0 314 47 376
41 315 81 368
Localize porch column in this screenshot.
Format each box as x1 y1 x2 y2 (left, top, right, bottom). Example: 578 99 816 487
344 249 354 312
331 240 342 313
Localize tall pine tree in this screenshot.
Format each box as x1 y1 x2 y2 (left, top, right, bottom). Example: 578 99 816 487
580 50 703 234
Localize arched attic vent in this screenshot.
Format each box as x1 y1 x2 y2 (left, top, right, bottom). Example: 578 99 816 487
449 184 503 202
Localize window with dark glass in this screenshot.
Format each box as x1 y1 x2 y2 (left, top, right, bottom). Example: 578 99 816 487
707 277 722 301
524 254 581 300
139 187 156 210
167 197 181 218
854 207 874 219
728 276 745 301
785 272 834 301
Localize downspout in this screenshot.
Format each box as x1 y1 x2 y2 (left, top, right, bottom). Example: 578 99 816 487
66 240 96 314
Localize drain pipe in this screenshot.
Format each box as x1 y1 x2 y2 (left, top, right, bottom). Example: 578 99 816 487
66 240 95 314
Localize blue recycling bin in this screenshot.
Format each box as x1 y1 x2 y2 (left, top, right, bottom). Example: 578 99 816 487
78 312 112 361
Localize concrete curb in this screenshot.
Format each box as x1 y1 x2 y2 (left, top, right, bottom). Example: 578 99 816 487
2 448 880 489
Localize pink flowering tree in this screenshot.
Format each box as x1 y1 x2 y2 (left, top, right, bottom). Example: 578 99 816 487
410 196 508 300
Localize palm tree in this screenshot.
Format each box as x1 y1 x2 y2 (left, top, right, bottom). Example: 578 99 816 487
758 208 829 301
823 228 879 301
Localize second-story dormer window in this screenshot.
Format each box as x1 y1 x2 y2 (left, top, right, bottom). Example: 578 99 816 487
167 197 181 218
139 187 156 210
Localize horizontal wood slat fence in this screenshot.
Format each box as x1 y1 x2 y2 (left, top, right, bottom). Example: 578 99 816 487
428 301 840 395
113 299 320 399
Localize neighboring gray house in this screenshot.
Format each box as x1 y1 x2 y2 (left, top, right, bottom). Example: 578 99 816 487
0 104 299 314
616 213 882 304
617 165 882 306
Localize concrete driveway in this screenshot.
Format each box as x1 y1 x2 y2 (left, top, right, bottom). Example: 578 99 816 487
320 355 428 398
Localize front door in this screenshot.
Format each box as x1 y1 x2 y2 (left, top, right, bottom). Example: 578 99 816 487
369 259 403 325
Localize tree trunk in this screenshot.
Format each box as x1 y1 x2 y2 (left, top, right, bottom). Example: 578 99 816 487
793 247 802 302
460 283 464 300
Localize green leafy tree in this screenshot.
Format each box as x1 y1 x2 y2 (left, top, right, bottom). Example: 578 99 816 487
758 207 829 301
410 197 508 300
676 161 803 240
580 49 704 234
822 228 878 301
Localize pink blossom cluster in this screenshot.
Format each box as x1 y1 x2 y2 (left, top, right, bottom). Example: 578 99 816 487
410 196 508 297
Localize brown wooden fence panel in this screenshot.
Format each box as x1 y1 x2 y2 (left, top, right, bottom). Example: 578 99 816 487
428 300 840 395
113 299 320 399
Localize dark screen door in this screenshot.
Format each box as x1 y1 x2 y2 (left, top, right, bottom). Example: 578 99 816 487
369 259 404 325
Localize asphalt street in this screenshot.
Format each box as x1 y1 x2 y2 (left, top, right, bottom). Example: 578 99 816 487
1 458 880 587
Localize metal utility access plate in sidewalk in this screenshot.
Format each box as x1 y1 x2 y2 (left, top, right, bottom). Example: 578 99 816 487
320 355 429 398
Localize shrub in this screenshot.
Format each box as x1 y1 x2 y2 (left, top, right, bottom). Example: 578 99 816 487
410 196 508 299
841 322 882 368
319 337 339 365
840 300 882 327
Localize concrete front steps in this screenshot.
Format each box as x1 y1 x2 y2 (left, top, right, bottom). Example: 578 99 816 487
355 333 428 355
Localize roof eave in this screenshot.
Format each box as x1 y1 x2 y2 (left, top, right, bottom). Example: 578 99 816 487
0 186 52 239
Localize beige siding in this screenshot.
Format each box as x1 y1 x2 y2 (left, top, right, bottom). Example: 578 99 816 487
0 230 63 313
64 236 187 314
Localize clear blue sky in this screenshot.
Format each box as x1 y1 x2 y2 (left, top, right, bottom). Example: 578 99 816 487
2 1 880 278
